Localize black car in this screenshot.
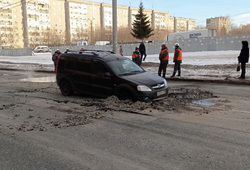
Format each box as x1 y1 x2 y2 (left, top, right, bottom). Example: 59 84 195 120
56 50 168 102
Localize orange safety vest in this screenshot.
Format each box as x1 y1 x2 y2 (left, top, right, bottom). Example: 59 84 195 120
132 52 140 58
161 48 169 60
174 48 182 61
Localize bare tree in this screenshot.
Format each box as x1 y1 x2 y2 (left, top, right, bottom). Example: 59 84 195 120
38 27 65 47
88 27 113 45
218 26 228 36
0 26 14 48
71 27 89 45
118 27 136 43
229 23 250 35
242 24 250 34
195 25 206 30
150 28 170 41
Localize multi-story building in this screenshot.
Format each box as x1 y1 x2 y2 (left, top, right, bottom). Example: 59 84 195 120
0 0 196 48
65 0 88 44
12 0 23 48
0 0 15 48
24 0 51 46
152 10 169 30
206 17 229 35
168 17 196 33
50 0 65 39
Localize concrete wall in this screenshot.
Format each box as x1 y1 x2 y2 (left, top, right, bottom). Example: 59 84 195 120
1 34 250 56
0 48 33 56
56 33 249 56
170 34 250 53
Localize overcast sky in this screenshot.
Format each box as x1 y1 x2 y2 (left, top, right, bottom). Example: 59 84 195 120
86 0 250 27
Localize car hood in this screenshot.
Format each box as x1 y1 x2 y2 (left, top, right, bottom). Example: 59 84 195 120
121 72 165 86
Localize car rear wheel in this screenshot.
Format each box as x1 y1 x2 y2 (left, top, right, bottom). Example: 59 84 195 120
59 80 73 96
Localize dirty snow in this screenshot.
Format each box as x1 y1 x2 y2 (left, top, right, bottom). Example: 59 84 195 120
0 50 248 81
0 50 240 65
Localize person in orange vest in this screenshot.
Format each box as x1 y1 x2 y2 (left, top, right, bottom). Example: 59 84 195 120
132 47 141 66
158 44 169 78
171 43 182 77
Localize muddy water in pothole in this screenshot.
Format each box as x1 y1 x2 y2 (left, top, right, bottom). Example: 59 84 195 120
192 100 215 106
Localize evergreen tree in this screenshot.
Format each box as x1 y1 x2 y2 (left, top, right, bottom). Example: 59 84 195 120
131 2 154 40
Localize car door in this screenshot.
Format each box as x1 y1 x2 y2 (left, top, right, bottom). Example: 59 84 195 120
90 60 114 96
72 58 94 92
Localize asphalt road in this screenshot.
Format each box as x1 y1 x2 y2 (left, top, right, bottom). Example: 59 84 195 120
0 70 250 170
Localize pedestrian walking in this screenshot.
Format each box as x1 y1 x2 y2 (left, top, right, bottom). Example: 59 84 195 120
158 44 169 78
139 42 147 61
52 49 61 71
132 47 141 66
238 41 249 79
171 43 182 77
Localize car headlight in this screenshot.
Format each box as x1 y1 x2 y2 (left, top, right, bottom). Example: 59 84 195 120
137 85 152 92
164 79 168 87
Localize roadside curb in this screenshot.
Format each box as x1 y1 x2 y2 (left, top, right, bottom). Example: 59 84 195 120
0 68 55 74
167 77 250 85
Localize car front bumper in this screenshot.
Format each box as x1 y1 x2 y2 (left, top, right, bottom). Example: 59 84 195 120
136 88 169 102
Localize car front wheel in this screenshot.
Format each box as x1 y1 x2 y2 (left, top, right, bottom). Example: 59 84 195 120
116 88 136 101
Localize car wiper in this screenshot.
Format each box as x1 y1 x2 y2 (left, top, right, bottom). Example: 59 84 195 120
131 70 143 73
119 70 143 76
119 72 133 76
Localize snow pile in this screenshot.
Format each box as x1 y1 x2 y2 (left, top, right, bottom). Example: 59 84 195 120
0 50 247 81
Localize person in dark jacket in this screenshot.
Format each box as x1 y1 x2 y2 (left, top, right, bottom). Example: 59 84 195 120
238 41 249 79
139 42 147 62
171 43 182 77
132 47 141 66
52 49 61 71
158 44 169 78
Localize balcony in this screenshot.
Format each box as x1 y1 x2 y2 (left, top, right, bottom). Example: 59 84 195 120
0 26 13 32
0 15 12 20
38 6 49 12
27 14 39 19
0 9 12 13
29 32 40 36
0 20 12 26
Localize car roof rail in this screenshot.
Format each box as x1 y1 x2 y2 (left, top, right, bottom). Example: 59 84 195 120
63 49 115 57
80 49 115 54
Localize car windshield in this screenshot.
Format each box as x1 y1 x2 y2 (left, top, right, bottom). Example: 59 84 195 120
106 58 144 76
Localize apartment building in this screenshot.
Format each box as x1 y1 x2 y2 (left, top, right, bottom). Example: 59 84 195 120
24 0 50 46
50 0 65 37
152 10 169 30
206 17 229 35
0 0 196 48
0 0 15 48
65 0 88 44
168 17 196 33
